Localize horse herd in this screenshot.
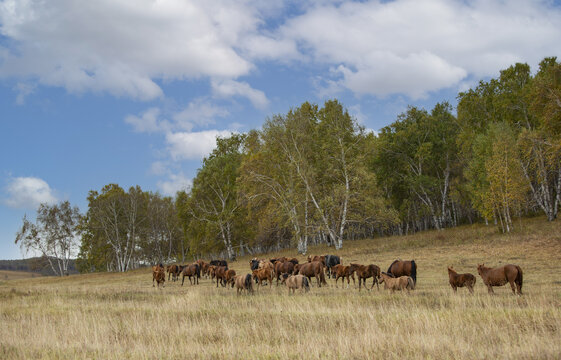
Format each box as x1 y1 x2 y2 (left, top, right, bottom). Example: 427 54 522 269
151 255 523 296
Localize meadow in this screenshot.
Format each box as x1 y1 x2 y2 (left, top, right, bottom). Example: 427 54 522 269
1 217 560 359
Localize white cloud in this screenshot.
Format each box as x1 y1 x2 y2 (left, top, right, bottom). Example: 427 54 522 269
172 99 229 131
125 107 169 133
166 129 234 161
14 82 35 105
0 0 257 100
157 172 192 196
3 176 58 209
278 0 561 98
211 79 270 109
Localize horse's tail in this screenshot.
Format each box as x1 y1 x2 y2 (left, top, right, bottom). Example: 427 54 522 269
387 260 399 274
407 276 415 290
195 264 201 279
245 274 253 292
410 260 417 285
303 277 310 292
515 265 523 293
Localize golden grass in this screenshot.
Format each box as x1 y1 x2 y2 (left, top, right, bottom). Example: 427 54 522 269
1 217 560 359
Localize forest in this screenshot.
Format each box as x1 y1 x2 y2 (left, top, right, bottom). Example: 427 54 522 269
16 58 560 273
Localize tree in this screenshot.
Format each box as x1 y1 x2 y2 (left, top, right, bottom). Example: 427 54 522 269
15 201 81 276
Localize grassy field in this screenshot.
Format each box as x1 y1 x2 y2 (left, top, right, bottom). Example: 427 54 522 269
1 217 560 359
0 270 42 281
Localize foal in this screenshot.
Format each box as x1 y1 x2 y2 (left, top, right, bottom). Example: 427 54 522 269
447 266 476 293
379 272 415 293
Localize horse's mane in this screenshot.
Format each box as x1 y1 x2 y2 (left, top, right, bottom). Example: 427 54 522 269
387 259 400 274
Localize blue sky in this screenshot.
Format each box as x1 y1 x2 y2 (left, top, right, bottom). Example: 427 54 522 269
1 0 561 260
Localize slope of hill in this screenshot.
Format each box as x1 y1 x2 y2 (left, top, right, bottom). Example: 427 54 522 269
1 217 560 359
0 257 78 276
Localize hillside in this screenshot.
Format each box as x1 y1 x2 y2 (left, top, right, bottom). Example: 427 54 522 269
1 217 560 359
0 257 78 276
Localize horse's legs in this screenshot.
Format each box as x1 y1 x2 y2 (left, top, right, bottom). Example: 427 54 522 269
468 285 473 294
509 280 516 294
452 285 457 293
181 274 185 286
487 284 494 294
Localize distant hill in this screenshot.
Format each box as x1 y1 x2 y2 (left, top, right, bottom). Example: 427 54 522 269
0 257 78 276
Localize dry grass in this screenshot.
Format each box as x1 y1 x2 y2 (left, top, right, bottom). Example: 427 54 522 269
1 217 560 359
0 270 42 281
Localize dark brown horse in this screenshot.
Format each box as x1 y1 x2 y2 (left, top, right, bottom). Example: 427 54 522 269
351 263 381 291
295 261 327 287
181 263 200 286
477 264 523 295
448 266 476 293
214 266 229 287
275 260 295 285
387 260 417 284
331 264 356 288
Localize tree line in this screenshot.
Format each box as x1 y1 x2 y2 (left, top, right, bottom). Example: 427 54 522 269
16 58 560 273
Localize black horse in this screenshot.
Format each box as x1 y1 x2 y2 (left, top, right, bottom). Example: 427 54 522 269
210 259 228 268
324 255 341 278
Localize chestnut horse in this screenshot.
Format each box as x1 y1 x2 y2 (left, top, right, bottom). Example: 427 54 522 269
295 261 327 287
152 264 165 287
233 274 254 294
351 263 381 291
252 267 274 288
225 269 237 287
448 266 476 293
477 264 523 295
379 272 415 293
387 259 417 284
181 263 200 286
331 264 356 288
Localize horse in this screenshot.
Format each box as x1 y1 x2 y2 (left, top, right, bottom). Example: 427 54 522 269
379 272 415 293
295 261 327 287
152 264 165 288
233 274 254 294
448 266 476 293
351 263 381 291
210 260 228 268
323 255 341 279
252 267 273 289
152 264 164 287
477 264 523 295
249 259 261 271
274 260 295 285
225 269 237 287
331 264 356 288
181 263 200 286
196 260 209 278
281 274 310 294
387 259 417 284
307 255 325 265
214 266 229 287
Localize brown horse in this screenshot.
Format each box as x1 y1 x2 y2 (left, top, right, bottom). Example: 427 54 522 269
351 263 381 291
196 260 210 278
379 272 415 292
224 269 237 287
295 261 327 287
214 266 229 287
281 274 310 294
152 264 165 287
331 264 356 288
166 264 182 281
181 263 200 286
152 264 165 288
477 264 523 295
387 259 417 284
448 266 476 293
252 267 273 288
233 274 254 294
275 260 295 285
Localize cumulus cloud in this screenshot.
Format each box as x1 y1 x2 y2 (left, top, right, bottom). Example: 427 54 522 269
166 130 234 161
157 172 192 197
125 108 169 133
172 99 230 131
3 176 58 209
0 0 257 100
279 0 561 98
211 79 270 109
